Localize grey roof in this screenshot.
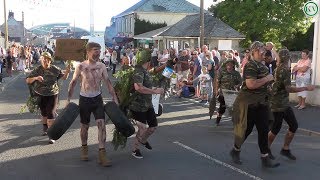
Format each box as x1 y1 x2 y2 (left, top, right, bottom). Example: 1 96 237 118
159 14 245 39
115 0 201 18
133 26 171 40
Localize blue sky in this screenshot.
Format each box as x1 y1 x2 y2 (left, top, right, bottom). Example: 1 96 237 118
0 0 218 31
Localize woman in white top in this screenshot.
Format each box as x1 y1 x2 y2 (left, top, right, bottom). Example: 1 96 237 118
292 49 312 109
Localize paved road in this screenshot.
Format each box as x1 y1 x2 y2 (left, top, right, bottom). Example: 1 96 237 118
0 66 320 180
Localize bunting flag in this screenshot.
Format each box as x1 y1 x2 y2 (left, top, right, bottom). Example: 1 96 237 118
17 0 64 8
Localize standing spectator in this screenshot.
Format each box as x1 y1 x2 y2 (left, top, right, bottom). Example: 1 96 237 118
195 67 211 104
241 49 251 76
264 50 277 74
231 41 280 168
176 50 190 81
292 49 312 109
111 50 118 74
192 51 201 98
158 49 169 65
6 50 15 77
151 46 159 67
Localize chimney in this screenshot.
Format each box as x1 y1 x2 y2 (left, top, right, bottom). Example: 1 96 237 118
8 11 14 19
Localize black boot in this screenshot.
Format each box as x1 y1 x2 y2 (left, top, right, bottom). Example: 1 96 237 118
261 155 280 168
230 149 242 164
216 116 221 126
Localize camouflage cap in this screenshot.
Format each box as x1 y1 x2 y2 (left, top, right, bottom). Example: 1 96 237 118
250 41 264 51
278 49 290 63
41 52 53 61
136 48 152 65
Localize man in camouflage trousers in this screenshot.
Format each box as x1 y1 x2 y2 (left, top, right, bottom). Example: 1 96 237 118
216 59 242 125
268 49 315 160
129 49 164 159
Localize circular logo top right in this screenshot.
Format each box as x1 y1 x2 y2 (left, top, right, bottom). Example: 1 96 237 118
303 1 319 17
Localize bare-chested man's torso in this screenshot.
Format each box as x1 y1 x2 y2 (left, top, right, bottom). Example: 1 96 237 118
78 61 107 97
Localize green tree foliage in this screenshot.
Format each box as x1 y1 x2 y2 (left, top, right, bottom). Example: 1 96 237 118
134 18 167 35
209 0 312 48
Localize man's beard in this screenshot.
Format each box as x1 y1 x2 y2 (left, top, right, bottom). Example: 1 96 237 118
90 54 100 61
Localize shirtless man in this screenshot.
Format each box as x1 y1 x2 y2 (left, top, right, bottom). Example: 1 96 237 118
67 42 119 167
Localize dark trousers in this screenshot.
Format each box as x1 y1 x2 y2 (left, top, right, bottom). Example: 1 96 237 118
112 63 117 74
217 94 226 115
244 104 270 154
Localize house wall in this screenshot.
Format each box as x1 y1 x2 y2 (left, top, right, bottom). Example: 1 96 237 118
162 38 241 51
114 12 195 36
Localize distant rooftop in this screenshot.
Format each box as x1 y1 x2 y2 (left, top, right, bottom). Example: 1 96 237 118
115 0 201 18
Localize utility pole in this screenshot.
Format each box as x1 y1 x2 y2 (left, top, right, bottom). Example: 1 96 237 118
3 0 9 49
200 0 204 47
90 0 94 36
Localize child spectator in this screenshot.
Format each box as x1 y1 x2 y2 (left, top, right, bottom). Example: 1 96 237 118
176 79 190 98
194 67 211 104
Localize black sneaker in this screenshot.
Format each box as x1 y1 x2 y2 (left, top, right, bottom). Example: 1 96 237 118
230 149 242 164
216 116 221 126
132 149 143 159
141 141 152 150
261 155 280 168
280 149 296 160
268 150 276 160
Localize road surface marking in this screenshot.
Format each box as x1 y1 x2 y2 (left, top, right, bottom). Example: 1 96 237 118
173 141 263 180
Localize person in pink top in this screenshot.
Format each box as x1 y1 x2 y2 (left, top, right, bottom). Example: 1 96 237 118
292 49 312 109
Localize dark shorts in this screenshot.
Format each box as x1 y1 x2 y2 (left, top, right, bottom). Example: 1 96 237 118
79 94 105 124
39 94 58 119
271 107 298 135
131 108 158 127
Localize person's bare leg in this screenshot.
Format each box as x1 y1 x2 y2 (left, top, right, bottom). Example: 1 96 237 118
133 122 147 150
80 123 89 146
42 116 48 135
283 131 295 150
96 119 106 149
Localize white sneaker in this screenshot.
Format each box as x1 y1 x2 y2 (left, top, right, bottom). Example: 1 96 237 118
49 139 55 144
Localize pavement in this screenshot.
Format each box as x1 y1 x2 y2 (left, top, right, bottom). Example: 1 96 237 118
0 70 25 92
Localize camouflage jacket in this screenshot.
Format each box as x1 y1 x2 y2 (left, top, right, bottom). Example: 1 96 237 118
28 65 63 96
129 65 153 112
241 59 270 95
218 69 242 90
270 64 291 112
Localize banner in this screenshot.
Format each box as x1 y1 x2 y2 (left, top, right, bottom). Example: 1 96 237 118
54 39 88 61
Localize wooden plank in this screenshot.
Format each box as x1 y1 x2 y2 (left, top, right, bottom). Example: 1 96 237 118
54 39 88 61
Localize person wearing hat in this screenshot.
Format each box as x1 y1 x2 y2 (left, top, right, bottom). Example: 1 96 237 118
67 42 119 167
268 49 315 160
216 58 242 125
230 41 280 168
26 51 71 144
129 49 164 159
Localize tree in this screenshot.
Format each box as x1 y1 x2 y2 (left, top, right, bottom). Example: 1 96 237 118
209 0 312 48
